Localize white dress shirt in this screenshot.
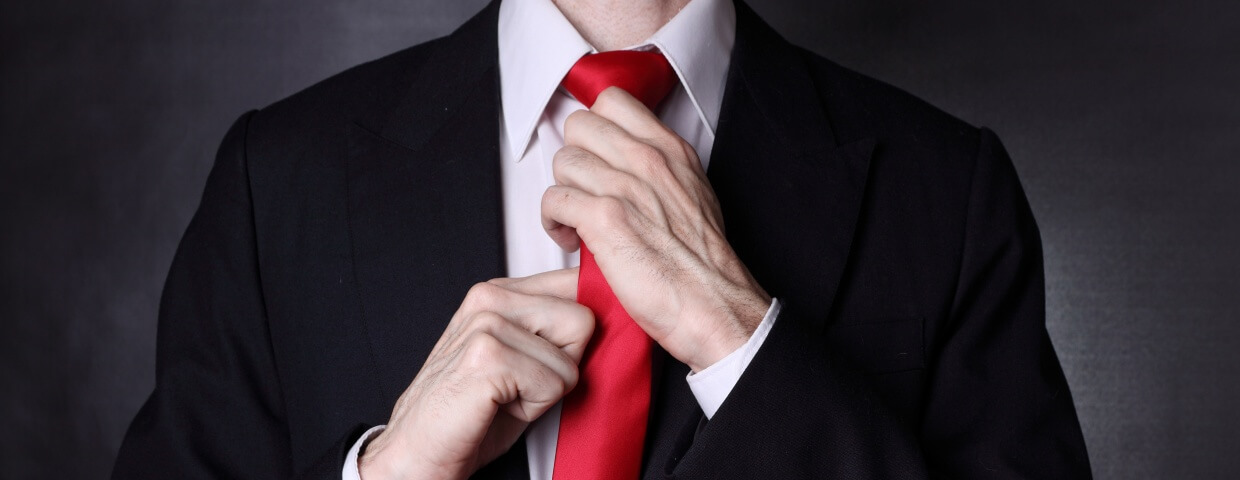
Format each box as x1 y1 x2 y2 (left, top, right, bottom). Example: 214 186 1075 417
344 0 779 478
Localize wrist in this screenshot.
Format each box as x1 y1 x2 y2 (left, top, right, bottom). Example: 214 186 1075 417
360 431 446 480
679 288 769 372
358 431 401 480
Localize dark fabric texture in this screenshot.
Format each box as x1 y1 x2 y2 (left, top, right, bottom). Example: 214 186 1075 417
112 1 1091 478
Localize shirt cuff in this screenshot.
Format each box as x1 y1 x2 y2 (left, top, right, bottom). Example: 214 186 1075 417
685 297 780 419
342 425 386 480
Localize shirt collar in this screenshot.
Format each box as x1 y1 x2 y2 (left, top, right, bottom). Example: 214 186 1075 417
498 0 736 160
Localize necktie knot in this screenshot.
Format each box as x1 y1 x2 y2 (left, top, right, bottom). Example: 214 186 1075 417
562 50 678 110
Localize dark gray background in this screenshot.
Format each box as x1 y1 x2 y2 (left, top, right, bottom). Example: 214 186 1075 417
2 0 1237 478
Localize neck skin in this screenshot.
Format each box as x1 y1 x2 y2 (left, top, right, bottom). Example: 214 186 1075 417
553 0 692 51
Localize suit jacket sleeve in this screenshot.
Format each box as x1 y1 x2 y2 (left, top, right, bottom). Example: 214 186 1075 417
917 129 1091 477
663 129 1090 479
111 112 365 480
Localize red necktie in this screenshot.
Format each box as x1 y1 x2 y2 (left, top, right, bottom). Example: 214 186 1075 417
553 50 677 480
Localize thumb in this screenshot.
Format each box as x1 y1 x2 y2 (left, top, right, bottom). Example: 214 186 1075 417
498 267 579 301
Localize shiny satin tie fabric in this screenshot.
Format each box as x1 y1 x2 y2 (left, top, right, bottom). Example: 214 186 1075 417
553 50 677 480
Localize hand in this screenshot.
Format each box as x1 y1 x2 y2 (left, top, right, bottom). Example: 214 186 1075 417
359 269 594 480
541 87 771 372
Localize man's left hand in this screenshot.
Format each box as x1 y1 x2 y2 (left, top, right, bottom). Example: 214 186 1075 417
541 87 771 373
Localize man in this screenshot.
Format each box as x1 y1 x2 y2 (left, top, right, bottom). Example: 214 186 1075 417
113 0 1092 478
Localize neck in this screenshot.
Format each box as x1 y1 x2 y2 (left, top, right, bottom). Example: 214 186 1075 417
553 0 691 51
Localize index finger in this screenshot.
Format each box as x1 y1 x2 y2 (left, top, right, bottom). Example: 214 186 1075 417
574 87 702 176
490 267 580 301
589 86 668 140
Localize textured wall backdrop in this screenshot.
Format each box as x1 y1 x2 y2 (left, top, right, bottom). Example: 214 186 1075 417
2 0 1237 478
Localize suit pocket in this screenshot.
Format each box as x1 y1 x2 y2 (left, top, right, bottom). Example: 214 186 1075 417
826 317 925 375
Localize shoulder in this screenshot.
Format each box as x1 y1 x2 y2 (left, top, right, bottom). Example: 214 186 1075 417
787 46 1015 213
793 46 984 163
241 38 443 151
210 33 458 200
785 46 1025 233
203 35 453 230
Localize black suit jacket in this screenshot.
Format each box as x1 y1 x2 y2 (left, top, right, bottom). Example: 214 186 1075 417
113 1 1091 478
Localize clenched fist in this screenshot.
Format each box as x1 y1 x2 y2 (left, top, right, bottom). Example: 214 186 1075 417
541 87 771 372
359 269 593 480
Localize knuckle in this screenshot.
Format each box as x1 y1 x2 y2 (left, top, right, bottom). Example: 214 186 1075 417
598 121 624 143
627 143 665 175
677 139 699 163
469 310 506 334
541 185 569 209
566 109 591 123
552 146 588 172
597 197 629 226
562 362 580 392
485 277 513 288
546 367 570 397
551 148 571 170
562 305 596 361
464 281 501 310
594 87 621 108
573 303 597 331
462 331 504 370
563 110 590 140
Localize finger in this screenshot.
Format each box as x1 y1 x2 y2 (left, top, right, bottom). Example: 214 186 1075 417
550 147 667 237
589 86 669 139
501 353 568 423
590 87 705 176
503 299 595 362
501 269 595 361
563 109 667 177
459 281 595 358
551 145 646 199
541 184 623 250
460 329 574 423
497 267 580 300
540 185 585 251
468 311 580 386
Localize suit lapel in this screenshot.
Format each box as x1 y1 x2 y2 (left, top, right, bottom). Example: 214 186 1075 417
709 1 875 330
643 3 876 476
345 1 507 413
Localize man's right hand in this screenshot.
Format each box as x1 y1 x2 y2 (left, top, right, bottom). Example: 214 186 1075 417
358 268 594 480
